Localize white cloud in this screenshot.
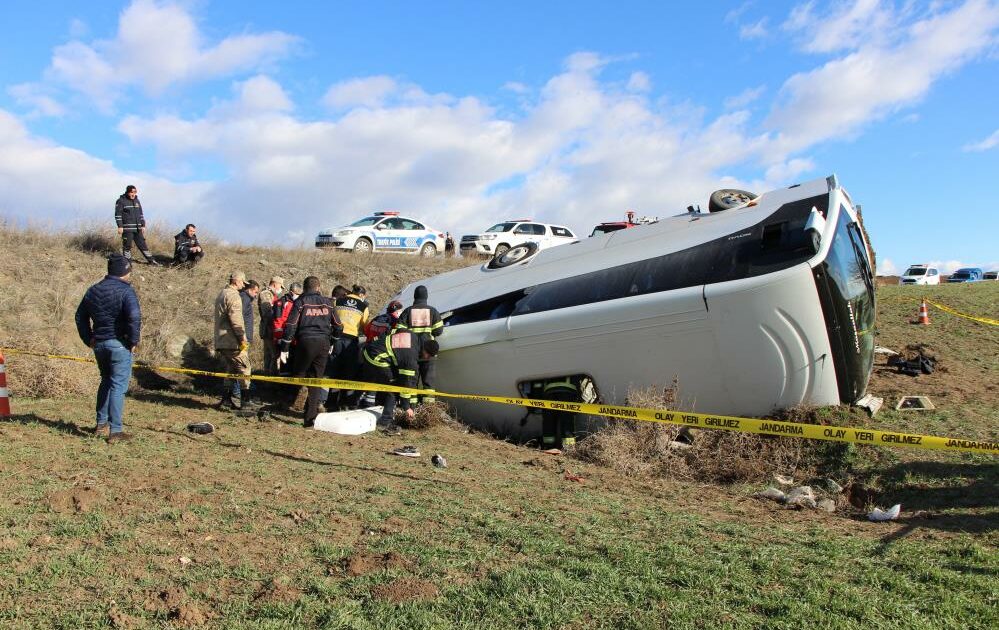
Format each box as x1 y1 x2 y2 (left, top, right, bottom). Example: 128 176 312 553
878 258 899 276
782 0 895 54
39 0 297 112
740 18 770 40
626 71 651 92
0 108 211 229
963 128 999 151
724 85 766 109
502 81 530 94
323 76 399 109
7 83 66 118
725 2 756 24
767 0 999 157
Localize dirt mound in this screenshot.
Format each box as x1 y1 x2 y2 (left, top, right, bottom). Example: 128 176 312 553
254 576 302 604
371 577 439 603
345 551 411 576
48 488 100 514
144 587 207 626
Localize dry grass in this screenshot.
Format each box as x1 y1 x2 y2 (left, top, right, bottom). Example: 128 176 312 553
0 222 471 398
402 400 456 429
570 378 811 483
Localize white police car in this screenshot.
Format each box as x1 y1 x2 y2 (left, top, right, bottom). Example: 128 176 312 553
315 212 445 256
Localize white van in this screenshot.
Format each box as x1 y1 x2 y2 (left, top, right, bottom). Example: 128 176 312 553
393 176 876 439
899 264 940 285
459 220 576 257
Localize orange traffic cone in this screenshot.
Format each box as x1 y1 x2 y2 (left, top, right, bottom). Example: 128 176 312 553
916 299 930 325
0 351 10 418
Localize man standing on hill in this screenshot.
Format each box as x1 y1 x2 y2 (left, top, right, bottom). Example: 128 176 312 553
278 276 342 427
258 276 284 375
114 185 160 265
214 271 254 411
172 224 204 267
74 254 141 443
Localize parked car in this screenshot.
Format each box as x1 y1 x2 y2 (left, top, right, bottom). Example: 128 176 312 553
982 270 998 281
947 267 983 283
589 210 659 237
315 211 445 256
459 220 576 257
392 176 876 440
899 264 940 285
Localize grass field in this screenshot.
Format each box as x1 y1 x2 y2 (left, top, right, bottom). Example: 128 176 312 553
1 228 996 628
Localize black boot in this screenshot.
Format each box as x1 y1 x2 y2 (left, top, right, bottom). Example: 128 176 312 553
218 392 238 410
240 390 260 410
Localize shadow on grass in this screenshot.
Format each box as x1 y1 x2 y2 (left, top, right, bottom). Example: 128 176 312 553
131 390 215 411
4 413 90 437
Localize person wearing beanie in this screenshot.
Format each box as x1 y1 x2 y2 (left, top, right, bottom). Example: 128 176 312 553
360 328 440 432
396 284 445 405
74 254 142 442
114 185 160 265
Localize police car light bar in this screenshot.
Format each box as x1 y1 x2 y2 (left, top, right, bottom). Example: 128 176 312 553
374 211 400 216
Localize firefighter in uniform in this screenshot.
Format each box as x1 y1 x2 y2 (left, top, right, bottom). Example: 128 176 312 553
278 276 342 427
361 328 440 430
540 376 583 449
327 285 371 410
396 285 444 404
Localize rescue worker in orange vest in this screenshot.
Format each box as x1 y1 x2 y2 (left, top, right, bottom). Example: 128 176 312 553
395 285 444 404
360 328 440 432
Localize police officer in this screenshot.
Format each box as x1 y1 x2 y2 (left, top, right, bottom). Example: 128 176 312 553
114 185 159 265
361 328 440 431
278 276 342 427
396 285 444 404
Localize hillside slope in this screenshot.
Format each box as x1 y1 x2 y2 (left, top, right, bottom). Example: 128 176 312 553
1 225 996 628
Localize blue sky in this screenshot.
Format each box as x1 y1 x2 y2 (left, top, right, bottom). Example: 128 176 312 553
1 0 997 273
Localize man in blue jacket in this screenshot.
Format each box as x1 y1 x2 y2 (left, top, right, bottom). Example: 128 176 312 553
75 254 142 442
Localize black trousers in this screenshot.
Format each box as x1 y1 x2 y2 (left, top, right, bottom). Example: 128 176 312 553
361 361 397 424
327 336 360 408
291 337 330 426
417 358 437 402
174 247 204 266
121 229 156 262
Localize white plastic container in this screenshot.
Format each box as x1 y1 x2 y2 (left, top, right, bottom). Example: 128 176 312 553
313 407 382 435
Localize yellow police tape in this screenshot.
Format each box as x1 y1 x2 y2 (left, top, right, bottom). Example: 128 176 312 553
926 300 999 327
2 348 997 455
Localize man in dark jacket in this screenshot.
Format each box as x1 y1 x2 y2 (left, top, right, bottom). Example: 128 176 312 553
396 285 445 404
279 276 342 427
173 224 204 267
361 329 439 430
114 185 159 265
74 254 141 442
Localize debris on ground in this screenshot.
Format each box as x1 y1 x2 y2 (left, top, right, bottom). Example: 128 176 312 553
392 445 421 458
542 448 562 455
186 422 215 435
819 478 844 494
785 485 817 509
896 396 935 411
564 471 585 483
816 498 837 513
431 454 447 468
854 394 883 417
773 474 795 486
886 345 938 376
868 504 902 522
846 482 878 510
873 346 898 356
753 487 786 502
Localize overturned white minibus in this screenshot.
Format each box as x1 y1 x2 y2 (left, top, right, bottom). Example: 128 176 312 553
392 176 876 438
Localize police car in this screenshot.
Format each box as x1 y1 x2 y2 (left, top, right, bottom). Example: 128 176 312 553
315 212 446 256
